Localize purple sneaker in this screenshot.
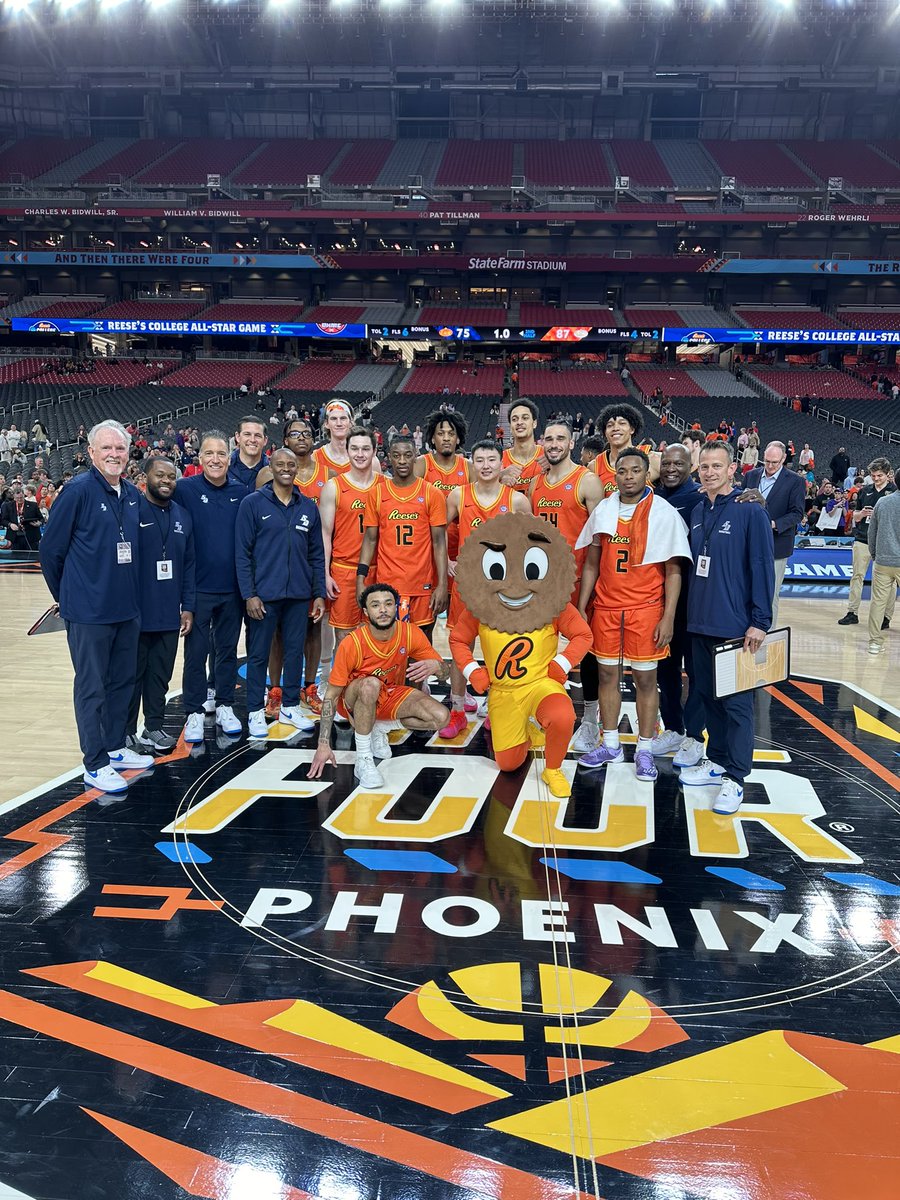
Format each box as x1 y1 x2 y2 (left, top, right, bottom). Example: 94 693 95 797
579 743 625 769
634 749 659 782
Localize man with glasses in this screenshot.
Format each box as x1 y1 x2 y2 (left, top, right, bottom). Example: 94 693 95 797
743 440 805 626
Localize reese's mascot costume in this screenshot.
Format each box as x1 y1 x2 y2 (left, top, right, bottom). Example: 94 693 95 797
449 512 592 799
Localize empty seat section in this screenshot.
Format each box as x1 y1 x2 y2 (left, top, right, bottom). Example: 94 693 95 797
655 141 721 188
162 361 287 389
95 299 206 320
685 367 758 398
734 308 843 330
786 141 900 188
330 141 394 186
523 141 611 188
77 139 182 184
419 306 507 326
30 299 106 319
434 141 515 187
629 366 708 398
609 141 673 187
0 359 47 383
278 362 353 391
702 141 816 189
303 305 365 323
232 140 345 185
746 367 874 401
520 305 618 327
519 366 627 398
136 139 259 185
338 364 398 393
0 137 92 183
200 301 305 324
401 364 504 396
837 310 900 331
623 308 685 329
375 140 434 188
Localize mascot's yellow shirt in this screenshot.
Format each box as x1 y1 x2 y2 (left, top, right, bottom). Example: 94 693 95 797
477 623 559 691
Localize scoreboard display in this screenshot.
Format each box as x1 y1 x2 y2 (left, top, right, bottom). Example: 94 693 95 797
372 324 662 343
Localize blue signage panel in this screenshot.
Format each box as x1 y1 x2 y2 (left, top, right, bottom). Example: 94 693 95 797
12 316 367 339
665 326 900 345
1 250 321 270
784 542 870 584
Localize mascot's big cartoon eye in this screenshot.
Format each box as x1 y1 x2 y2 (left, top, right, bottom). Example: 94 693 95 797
482 548 507 581
523 546 549 581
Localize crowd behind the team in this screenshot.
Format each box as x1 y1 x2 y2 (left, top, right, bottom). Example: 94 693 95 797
36 395 900 816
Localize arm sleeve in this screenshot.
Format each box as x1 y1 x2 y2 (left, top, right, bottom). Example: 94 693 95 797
747 506 775 631
307 505 327 599
38 483 81 602
555 603 594 670
449 608 481 673
233 499 256 600
427 483 448 526
773 477 806 536
181 521 197 614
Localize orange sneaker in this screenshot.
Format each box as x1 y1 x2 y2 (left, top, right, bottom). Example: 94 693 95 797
265 686 282 720
438 709 468 740
301 684 323 716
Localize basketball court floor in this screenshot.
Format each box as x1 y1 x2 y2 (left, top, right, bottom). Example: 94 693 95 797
1 562 899 1200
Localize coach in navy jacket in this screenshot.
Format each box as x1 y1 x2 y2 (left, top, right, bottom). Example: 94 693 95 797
744 440 805 625
686 441 774 801
40 420 143 785
235 448 326 724
126 458 196 750
175 430 247 734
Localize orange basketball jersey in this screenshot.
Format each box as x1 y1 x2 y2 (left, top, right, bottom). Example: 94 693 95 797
294 457 330 504
593 512 666 610
592 449 619 497
502 446 543 493
457 483 516 552
364 477 447 596
331 621 436 692
422 452 468 558
331 474 377 569
531 465 588 574
314 444 352 476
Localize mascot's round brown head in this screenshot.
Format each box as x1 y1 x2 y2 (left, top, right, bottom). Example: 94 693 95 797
455 512 576 634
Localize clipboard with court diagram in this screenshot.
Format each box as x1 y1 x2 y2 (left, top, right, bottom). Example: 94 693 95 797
714 627 791 698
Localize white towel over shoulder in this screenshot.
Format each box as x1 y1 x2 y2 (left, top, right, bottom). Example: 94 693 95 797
575 491 693 565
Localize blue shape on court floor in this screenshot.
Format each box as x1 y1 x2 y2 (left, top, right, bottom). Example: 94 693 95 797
705 866 785 891
344 849 457 873
154 840 213 864
541 858 663 884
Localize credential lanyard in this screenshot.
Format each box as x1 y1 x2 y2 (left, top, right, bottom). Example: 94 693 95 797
700 498 731 557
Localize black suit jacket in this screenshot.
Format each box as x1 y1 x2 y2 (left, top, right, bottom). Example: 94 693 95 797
745 467 806 560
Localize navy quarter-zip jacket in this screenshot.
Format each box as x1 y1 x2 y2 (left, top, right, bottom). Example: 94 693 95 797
687 489 775 638
235 483 326 602
136 495 196 631
40 467 141 623
174 472 246 593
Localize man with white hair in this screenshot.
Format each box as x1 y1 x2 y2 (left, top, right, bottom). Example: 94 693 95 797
743 440 806 626
40 419 154 795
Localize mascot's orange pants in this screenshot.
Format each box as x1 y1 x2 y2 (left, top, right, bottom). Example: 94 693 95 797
494 693 574 773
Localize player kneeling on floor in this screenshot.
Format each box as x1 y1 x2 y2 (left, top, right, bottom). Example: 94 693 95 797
308 583 450 790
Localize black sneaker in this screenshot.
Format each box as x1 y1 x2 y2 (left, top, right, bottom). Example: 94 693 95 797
837 612 859 625
141 728 177 751
883 617 891 631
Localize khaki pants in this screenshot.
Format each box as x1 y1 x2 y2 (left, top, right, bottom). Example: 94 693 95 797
772 557 788 628
849 540 897 619
868 564 900 647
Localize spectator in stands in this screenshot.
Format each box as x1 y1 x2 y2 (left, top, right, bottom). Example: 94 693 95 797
799 443 815 471
813 487 848 534
830 446 851 487
1 483 42 551
228 416 268 492
0 429 9 464
838 456 896 629
737 428 749 454
7 426 21 454
39 419 152 795
176 431 247 744
241 376 252 395
740 439 759 476
573 412 584 435
744 441 806 627
413 425 423 453
785 440 795 468
867 485 900 656
30 419 50 454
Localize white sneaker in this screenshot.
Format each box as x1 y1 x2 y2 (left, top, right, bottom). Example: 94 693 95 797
868 641 884 656
673 737 705 768
83 765 128 794
248 709 269 740
354 753 385 790
371 722 393 760
649 729 684 756
108 747 154 770
571 721 600 754
680 758 726 786
712 777 744 814
215 705 242 736
279 706 315 732
203 688 216 715
184 712 205 744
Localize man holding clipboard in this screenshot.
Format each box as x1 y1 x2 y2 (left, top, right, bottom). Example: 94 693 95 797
682 442 775 815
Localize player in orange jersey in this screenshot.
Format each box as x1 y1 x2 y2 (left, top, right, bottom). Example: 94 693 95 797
415 408 471 563
591 403 661 496
318 426 379 649
308 583 450 790
500 398 544 493
530 419 604 594
357 434 448 638
575 448 690 782
255 417 331 717
314 399 383 477
440 439 530 738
